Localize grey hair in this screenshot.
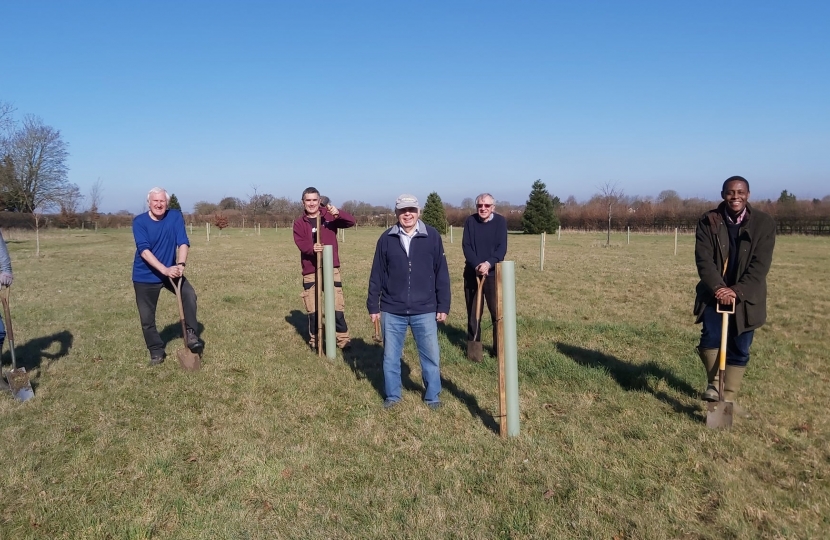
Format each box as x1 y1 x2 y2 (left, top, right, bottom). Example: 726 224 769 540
475 193 495 205
147 187 171 205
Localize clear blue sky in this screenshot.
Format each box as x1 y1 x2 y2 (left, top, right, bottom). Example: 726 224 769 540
2 0 828 213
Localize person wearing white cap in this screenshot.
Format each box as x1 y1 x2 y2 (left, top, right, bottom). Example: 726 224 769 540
367 194 451 410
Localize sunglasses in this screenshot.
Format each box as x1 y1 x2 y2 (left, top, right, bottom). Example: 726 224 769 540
477 203 492 209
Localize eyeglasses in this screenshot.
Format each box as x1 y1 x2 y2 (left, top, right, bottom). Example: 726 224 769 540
477 204 492 209
398 207 418 214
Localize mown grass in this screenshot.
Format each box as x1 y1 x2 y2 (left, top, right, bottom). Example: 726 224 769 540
0 225 828 539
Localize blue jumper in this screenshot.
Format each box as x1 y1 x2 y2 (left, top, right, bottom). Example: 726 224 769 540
132 210 189 283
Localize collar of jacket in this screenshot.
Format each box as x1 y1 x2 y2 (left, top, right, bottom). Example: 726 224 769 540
712 202 757 242
388 220 428 237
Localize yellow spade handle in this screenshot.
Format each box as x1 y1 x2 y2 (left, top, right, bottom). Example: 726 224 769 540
716 298 735 371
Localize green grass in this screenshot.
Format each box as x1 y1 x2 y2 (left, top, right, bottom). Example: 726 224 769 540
0 226 828 539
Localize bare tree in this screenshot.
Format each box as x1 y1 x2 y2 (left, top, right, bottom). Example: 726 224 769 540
88 177 104 221
5 115 74 255
0 101 15 134
598 181 624 246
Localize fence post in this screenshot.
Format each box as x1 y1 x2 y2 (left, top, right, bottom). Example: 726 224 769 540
557 225 561 241
540 232 545 271
674 228 678 255
627 226 630 245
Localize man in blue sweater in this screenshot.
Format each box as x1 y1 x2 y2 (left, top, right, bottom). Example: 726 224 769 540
367 194 451 410
462 193 507 362
132 187 204 366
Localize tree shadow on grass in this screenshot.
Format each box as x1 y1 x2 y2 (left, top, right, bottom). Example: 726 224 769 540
555 342 700 421
2 330 74 372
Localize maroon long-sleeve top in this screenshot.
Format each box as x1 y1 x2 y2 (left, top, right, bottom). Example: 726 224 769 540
292 208 356 275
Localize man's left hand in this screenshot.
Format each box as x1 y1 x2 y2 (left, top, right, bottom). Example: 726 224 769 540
436 312 447 323
0 272 12 286
476 262 491 275
327 204 339 218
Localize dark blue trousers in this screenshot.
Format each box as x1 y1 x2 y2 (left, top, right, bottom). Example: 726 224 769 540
699 303 754 367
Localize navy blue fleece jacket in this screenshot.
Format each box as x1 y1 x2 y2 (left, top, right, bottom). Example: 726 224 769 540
367 221 451 316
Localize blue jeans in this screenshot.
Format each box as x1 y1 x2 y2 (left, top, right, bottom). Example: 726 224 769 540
699 303 754 367
382 312 442 404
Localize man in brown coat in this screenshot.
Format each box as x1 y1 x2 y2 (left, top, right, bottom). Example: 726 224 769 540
694 176 776 410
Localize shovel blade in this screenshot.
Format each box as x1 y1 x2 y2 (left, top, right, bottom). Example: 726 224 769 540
6 368 35 402
176 348 202 372
466 341 483 363
706 401 733 429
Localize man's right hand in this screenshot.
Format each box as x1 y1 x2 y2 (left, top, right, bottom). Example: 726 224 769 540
0 273 12 286
166 265 183 279
371 313 380 323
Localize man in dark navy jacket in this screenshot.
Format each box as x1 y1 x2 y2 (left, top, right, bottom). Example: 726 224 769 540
367 194 451 410
462 192 507 362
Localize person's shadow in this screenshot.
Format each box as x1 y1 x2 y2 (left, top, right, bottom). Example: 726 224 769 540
555 342 700 420
2 330 74 372
342 339 422 400
438 321 468 351
285 310 311 343
343 335 500 433
441 375 500 433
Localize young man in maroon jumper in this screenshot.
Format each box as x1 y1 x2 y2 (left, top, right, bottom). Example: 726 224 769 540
292 187 356 350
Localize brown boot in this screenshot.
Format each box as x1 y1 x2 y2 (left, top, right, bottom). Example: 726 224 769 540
724 365 749 417
697 347 720 402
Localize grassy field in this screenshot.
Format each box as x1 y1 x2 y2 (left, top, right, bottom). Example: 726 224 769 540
0 225 828 539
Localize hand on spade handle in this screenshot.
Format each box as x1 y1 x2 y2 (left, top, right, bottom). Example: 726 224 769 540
714 286 737 304
166 264 184 279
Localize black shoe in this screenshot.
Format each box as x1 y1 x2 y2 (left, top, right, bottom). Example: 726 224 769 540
186 329 204 354
149 354 166 366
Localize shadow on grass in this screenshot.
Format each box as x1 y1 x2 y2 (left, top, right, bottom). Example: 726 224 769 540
2 330 74 371
556 342 700 421
342 339 423 401
159 322 206 348
285 309 310 343
438 321 468 351
441 375 500 433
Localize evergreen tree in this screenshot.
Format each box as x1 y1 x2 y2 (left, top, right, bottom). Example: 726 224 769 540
169 193 182 210
777 190 796 204
420 192 447 234
522 179 559 234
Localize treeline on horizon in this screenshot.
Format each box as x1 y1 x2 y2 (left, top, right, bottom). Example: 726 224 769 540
3 187 829 235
